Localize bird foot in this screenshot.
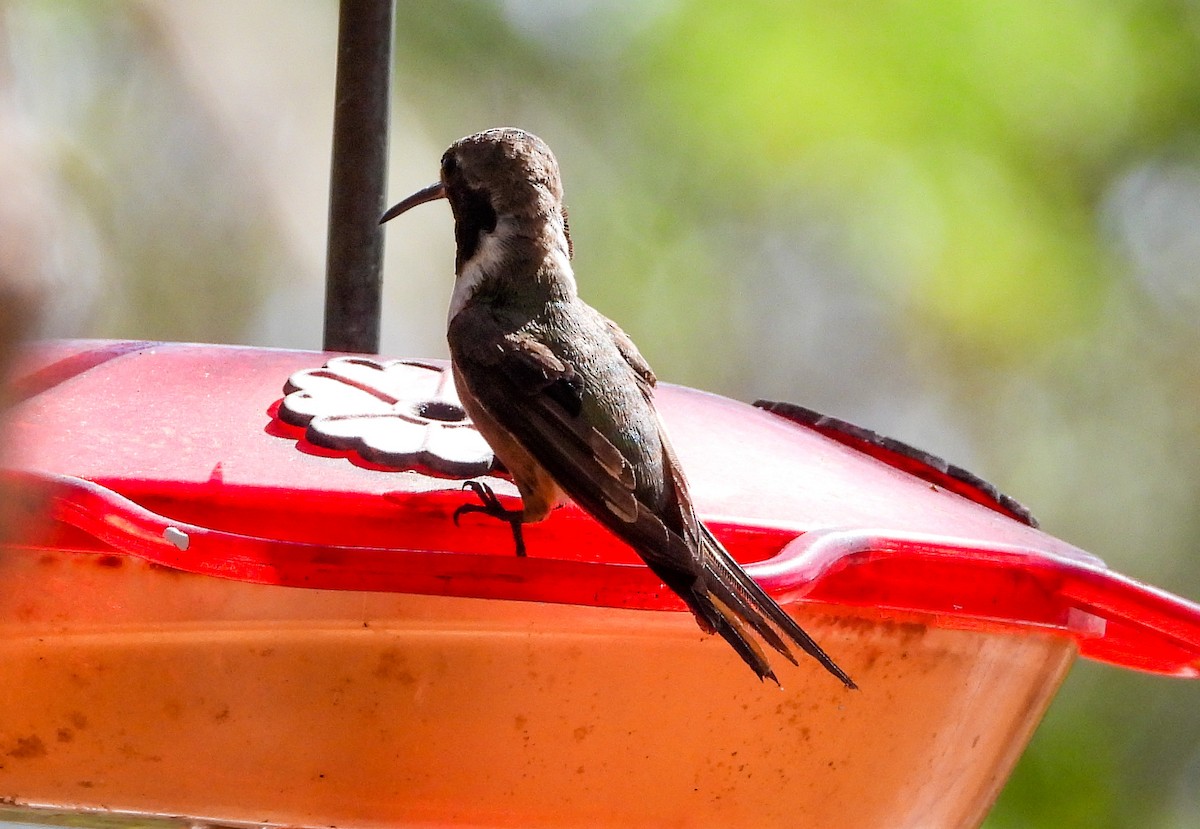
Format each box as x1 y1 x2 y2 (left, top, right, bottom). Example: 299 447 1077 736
453 480 528 557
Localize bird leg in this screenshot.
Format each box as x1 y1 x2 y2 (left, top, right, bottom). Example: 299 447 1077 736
453 480 528 557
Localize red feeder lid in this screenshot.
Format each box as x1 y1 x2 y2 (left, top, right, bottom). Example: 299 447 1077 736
4 339 1199 678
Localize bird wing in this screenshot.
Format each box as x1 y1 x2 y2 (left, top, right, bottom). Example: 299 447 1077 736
601 315 657 391
450 304 643 523
449 302 854 687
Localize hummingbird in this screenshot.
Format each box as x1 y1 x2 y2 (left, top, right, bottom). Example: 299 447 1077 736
381 127 854 688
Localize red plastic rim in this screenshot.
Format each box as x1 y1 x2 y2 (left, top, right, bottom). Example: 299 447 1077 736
7 469 1199 678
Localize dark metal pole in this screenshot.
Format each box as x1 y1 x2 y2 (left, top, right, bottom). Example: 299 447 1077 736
323 0 395 353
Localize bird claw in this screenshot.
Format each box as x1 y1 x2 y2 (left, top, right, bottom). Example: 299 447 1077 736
452 481 500 525
452 480 528 557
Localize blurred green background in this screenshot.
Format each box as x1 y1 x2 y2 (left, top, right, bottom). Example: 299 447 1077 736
0 0 1197 825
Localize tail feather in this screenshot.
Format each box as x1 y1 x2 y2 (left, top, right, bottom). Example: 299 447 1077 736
701 594 779 684
697 526 857 689
702 561 799 666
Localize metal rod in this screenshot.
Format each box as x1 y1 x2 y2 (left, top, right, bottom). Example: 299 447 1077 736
323 0 395 353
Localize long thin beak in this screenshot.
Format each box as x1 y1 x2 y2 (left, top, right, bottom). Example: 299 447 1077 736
379 181 446 224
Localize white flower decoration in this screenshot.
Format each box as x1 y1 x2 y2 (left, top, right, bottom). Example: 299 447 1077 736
279 357 494 477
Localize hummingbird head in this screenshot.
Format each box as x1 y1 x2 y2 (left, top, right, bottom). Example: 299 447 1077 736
381 128 573 273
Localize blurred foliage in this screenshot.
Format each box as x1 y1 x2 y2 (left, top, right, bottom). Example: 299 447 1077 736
0 0 1198 826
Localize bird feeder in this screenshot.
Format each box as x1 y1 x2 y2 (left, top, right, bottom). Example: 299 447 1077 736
2 338 1197 829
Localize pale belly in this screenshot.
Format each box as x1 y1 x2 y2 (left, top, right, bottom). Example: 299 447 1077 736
451 361 568 522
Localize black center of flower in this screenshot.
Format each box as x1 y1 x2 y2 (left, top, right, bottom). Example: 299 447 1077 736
416 400 467 423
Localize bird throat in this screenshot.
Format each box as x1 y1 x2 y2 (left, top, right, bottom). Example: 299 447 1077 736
447 181 498 274
448 216 576 325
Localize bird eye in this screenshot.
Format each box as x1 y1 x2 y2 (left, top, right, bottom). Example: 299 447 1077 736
441 155 458 177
